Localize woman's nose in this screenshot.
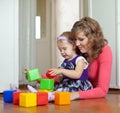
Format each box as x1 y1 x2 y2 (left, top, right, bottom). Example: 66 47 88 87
76 40 80 46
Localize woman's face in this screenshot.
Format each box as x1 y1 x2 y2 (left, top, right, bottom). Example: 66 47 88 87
74 32 90 53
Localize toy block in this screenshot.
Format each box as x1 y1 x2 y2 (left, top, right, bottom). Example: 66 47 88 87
26 68 41 82
40 79 54 90
38 89 52 92
3 90 16 103
37 92 48 105
46 70 55 78
13 91 23 105
42 74 57 83
19 93 36 107
54 92 70 105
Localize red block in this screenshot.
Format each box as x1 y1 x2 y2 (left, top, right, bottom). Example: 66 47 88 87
13 92 22 105
37 92 48 105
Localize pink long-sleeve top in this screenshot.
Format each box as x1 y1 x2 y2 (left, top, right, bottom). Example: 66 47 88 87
79 45 112 99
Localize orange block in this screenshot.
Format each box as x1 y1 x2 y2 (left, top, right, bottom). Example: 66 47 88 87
54 92 70 105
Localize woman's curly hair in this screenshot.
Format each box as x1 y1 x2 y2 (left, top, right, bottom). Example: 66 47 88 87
70 17 107 62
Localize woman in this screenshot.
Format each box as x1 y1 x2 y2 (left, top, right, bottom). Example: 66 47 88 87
70 17 112 100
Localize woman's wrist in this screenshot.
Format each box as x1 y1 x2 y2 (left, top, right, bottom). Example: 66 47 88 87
70 92 80 100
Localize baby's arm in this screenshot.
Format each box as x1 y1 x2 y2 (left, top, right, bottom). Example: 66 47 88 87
49 57 87 79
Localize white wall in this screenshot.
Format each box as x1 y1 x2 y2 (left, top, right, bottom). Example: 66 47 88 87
88 0 119 88
19 0 36 84
0 0 19 92
117 0 120 87
55 0 80 66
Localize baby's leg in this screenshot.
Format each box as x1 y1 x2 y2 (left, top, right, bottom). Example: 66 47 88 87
48 92 55 101
27 85 38 92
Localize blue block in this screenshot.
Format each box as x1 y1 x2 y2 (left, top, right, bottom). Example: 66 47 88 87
3 90 16 103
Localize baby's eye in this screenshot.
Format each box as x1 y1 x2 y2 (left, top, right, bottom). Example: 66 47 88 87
63 47 67 50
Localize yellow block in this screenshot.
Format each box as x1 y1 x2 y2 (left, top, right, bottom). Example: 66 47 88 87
38 89 52 92
19 92 36 107
54 92 70 105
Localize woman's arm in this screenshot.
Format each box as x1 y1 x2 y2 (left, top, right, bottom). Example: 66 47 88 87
71 45 112 99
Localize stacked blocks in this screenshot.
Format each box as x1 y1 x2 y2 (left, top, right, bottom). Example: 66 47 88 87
40 79 54 90
3 69 72 107
54 92 70 105
37 92 48 105
20 93 36 107
3 90 16 103
26 68 41 82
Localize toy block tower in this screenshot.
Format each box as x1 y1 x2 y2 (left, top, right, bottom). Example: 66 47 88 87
19 93 36 107
40 79 54 90
54 92 70 105
37 92 48 105
26 68 41 82
3 90 16 103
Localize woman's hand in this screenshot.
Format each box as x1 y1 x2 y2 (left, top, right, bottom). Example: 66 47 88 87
70 92 80 100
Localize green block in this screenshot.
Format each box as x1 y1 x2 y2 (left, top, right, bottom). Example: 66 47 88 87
26 68 41 82
40 79 54 90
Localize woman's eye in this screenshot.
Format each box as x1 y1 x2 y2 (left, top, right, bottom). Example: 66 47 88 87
79 38 84 41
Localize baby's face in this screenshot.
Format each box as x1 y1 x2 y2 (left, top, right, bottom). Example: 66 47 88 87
57 40 76 60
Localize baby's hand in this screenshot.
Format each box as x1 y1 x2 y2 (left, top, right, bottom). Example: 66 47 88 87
24 67 29 79
49 68 62 76
56 74 63 83
24 68 29 73
46 70 58 78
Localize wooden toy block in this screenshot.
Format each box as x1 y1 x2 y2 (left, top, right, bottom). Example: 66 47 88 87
54 92 70 105
26 68 41 82
13 92 23 105
3 90 16 103
40 79 54 90
19 93 36 107
37 92 48 105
